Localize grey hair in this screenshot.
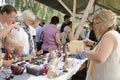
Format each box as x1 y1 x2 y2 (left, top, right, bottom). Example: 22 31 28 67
20 9 36 22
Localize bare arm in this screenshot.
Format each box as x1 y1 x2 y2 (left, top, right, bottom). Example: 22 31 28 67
78 32 115 63
55 32 61 46
2 60 12 68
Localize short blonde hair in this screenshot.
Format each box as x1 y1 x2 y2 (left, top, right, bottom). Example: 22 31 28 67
20 9 36 22
15 40 24 52
93 9 117 28
17 40 24 48
4 34 17 44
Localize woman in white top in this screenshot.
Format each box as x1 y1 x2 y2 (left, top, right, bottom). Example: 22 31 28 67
77 9 120 80
11 10 37 60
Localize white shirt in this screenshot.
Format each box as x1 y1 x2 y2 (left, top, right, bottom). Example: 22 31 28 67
30 26 36 36
11 23 35 55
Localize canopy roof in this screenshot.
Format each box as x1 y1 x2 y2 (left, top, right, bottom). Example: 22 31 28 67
36 0 120 15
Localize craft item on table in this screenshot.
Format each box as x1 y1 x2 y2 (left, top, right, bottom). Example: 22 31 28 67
26 57 46 76
43 64 48 75
29 57 45 65
58 51 62 57
66 58 79 69
11 65 25 75
47 49 59 78
62 56 68 72
26 64 44 76
62 44 69 72
68 40 85 54
75 54 86 60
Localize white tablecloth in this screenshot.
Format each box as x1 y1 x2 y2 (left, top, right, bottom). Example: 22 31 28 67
10 58 86 80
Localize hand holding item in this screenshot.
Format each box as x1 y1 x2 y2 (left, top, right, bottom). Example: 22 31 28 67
69 40 85 54
36 50 43 55
76 45 85 54
83 38 95 46
17 57 24 61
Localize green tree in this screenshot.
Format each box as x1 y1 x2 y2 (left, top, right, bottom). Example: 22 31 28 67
11 0 64 23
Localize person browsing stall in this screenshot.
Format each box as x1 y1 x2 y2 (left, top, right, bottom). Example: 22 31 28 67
11 10 42 60
0 5 19 68
41 16 61 54
1 34 17 67
77 9 120 80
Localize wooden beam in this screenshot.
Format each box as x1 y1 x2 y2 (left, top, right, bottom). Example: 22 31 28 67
73 0 95 40
71 0 77 39
58 0 73 15
96 1 120 15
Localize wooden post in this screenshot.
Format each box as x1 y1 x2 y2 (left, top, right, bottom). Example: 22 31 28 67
74 0 95 40
58 0 73 16
71 0 76 40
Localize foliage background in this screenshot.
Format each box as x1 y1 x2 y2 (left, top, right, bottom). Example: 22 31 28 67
3 0 65 23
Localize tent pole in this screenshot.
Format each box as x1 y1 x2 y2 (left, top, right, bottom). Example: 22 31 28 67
74 0 95 40
58 0 73 15
71 0 76 40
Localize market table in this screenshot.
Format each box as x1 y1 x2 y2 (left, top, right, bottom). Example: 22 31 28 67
10 58 86 80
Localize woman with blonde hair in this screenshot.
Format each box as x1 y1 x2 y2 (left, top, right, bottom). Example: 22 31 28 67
1 34 17 67
77 9 120 80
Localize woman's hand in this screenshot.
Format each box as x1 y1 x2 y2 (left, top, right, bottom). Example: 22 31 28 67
17 57 24 61
83 38 95 46
76 46 84 54
36 50 43 55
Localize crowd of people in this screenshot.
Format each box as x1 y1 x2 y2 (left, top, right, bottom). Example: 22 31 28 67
0 4 120 80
